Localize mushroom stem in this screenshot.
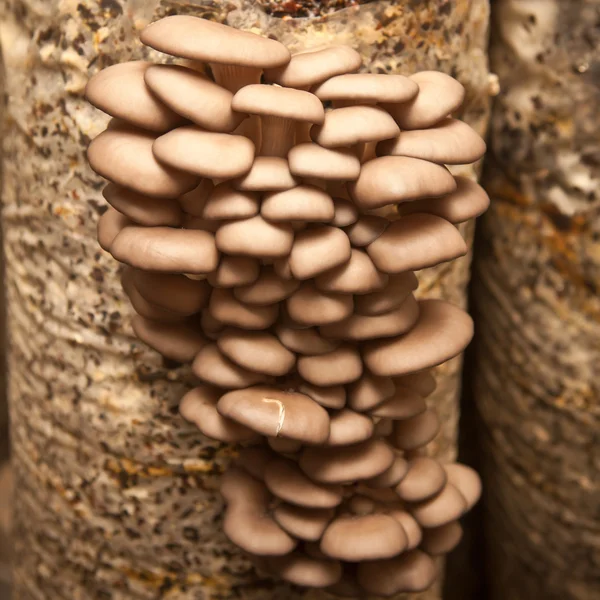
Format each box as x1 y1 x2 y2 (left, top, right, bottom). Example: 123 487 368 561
210 64 261 92
260 116 297 157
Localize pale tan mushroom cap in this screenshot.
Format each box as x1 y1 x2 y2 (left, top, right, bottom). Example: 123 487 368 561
367 454 409 488
444 463 482 510
286 282 354 327
290 226 351 280
207 256 260 288
421 521 463 556
410 483 468 528
275 323 340 356
395 371 437 398
273 504 334 542
209 287 278 330
331 197 359 227
363 299 474 376
288 143 361 181
354 271 419 316
233 157 298 192
369 386 427 420
202 183 259 220
234 267 300 306
348 372 396 412
262 185 334 223
141 16 291 68
344 215 388 247
390 409 441 451
326 409 373 446
266 553 342 588
178 179 213 216
86 61 185 132
313 73 418 104
395 457 447 502
298 383 346 410
268 437 302 455
297 345 363 387
97 207 131 252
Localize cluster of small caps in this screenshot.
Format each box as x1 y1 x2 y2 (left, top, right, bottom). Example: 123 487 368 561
86 15 488 597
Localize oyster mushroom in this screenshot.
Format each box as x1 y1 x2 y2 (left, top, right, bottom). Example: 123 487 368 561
207 256 260 288
233 157 298 192
202 183 259 220
97 208 131 252
275 322 341 356
390 409 441 452
325 409 374 446
288 143 361 181
297 345 363 387
273 504 335 542
394 457 448 502
354 271 419 316
410 483 468 528
208 287 278 330
234 267 300 306
348 372 396 412
286 282 353 327
298 383 346 410
261 185 334 223
265 553 342 588
421 521 463 555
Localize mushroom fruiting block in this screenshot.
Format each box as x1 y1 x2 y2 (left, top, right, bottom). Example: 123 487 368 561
86 14 488 598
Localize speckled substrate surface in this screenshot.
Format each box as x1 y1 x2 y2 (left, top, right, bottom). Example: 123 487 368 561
0 1 490 598
473 1 600 599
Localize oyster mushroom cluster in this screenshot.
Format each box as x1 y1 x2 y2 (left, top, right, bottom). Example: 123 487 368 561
86 15 489 597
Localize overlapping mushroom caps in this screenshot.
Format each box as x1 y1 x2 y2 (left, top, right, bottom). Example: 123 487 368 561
86 14 487 597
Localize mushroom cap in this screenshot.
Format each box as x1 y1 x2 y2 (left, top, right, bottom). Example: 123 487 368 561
141 16 291 68
273 504 334 542
315 249 388 295
86 61 185 132
132 316 208 362
363 299 474 376
349 156 457 210
217 329 296 377
192 343 269 389
444 463 482 510
202 183 259 220
377 118 486 165
344 215 388 247
262 185 334 223
420 521 463 556
288 143 361 181
297 345 363 387
266 553 342 588
347 495 376 516
178 179 214 216
331 197 359 227
144 64 243 133
382 71 465 130
369 385 427 420
88 126 198 198
236 445 274 480
286 282 354 327
111 227 219 274
320 514 407 561
395 371 437 398
354 271 419 316
299 439 394 484
313 73 418 104
311 106 400 148
200 311 225 336
153 126 255 179
410 483 468 528
207 256 260 288
264 457 343 508
218 386 330 444
356 550 437 596
234 266 300 306
209 287 278 330
233 157 298 192
394 457 447 502
216 215 294 258
267 436 303 455
387 510 422 550
179 385 258 443
289 226 351 280
275 322 340 356
232 84 325 123
390 409 441 451
264 45 362 88
122 269 184 322
366 454 409 488
298 383 346 410
397 175 490 224
102 184 182 227
97 207 131 251
131 270 210 315
348 373 396 412
326 409 373 446
320 295 420 341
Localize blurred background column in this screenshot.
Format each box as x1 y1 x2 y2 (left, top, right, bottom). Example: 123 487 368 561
473 1 600 598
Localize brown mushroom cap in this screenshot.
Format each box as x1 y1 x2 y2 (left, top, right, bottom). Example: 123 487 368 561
344 214 388 247
216 215 294 258
178 179 213 216
390 409 441 452
382 71 465 130
394 457 447 502
268 436 303 455
97 207 131 251
348 372 396 412
141 16 291 68
234 266 300 306
320 514 407 561
331 197 359 227
410 483 467 528
266 553 342 588
356 550 437 596
273 504 335 542
179 385 258 443
378 118 486 165
313 73 418 104
387 510 423 550
320 295 420 341
369 386 427 420
395 371 437 398
275 323 340 356
264 457 343 508
111 226 219 274
397 175 490 224
88 126 198 198
209 287 278 330
132 315 208 362
236 445 274 480
286 281 353 327
86 61 185 133
233 157 298 192
366 454 409 488
421 521 463 556
217 386 330 444
207 256 260 288
298 383 346 410
354 271 419 316
315 248 388 295
326 409 374 446
102 184 182 227
262 185 334 223
299 439 394 484
289 226 351 280
311 106 400 148
202 183 259 220
200 311 225 337
297 345 363 387
220 468 296 556
217 329 296 377
444 464 482 510
288 143 361 181
153 126 255 179
144 64 243 133
264 46 362 88
363 299 474 376
347 495 376 516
